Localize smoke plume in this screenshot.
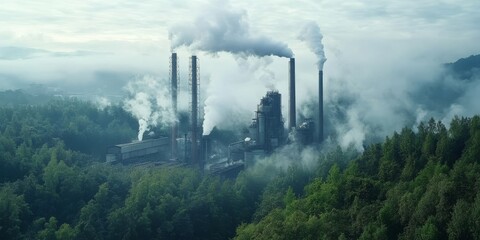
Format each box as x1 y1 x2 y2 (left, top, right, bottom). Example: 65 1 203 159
123 75 174 141
298 21 327 70
202 56 278 135
168 1 293 58
94 96 111 110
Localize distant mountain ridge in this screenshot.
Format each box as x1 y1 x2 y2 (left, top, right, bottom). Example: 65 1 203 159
445 54 480 80
408 53 480 116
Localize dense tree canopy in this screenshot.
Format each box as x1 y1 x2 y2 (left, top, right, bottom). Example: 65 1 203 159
235 116 480 240
0 95 479 239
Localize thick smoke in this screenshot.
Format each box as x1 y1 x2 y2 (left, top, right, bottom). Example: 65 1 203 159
123 75 174 141
298 21 327 70
169 1 292 135
168 1 293 58
202 56 278 135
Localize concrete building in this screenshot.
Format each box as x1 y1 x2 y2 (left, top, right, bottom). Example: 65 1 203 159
106 138 169 164
248 91 285 151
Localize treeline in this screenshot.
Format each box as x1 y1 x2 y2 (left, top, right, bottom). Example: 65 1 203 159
235 116 480 239
0 98 352 240
0 98 137 156
1 97 479 239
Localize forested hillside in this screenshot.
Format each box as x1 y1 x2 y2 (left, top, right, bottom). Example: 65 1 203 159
235 117 480 239
0 97 338 240
1 96 479 240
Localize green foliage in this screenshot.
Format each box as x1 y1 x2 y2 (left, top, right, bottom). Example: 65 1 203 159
1 96 479 240
0 186 29 239
235 115 480 240
36 217 58 240
447 199 472 239
0 98 137 162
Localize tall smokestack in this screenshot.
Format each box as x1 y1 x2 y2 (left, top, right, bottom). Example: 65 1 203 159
319 70 324 142
297 21 326 142
190 56 198 165
288 58 296 130
171 53 178 160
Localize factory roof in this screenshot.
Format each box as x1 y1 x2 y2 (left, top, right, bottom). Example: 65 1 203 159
109 137 169 154
114 138 165 147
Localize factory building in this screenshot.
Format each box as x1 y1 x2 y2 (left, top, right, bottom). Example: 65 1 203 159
246 91 285 151
231 91 284 166
296 118 315 145
106 138 169 164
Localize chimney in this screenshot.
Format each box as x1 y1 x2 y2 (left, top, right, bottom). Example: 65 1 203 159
170 53 178 160
190 56 198 165
318 70 324 142
288 58 296 130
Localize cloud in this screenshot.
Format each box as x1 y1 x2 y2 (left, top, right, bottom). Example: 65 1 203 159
321 40 480 150
0 46 106 60
0 50 169 101
168 0 293 58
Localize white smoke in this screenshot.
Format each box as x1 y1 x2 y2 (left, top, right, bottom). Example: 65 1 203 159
138 118 149 141
169 0 293 135
298 21 327 70
168 0 293 58
94 96 111 110
335 107 367 151
202 56 278 135
123 75 174 141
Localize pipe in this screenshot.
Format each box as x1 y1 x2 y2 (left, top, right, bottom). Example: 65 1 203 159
171 53 178 160
289 58 296 130
258 111 265 147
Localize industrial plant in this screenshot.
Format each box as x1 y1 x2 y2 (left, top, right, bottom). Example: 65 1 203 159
106 53 326 176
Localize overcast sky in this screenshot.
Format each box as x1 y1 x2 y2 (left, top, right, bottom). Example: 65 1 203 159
1 0 479 85
1 0 480 147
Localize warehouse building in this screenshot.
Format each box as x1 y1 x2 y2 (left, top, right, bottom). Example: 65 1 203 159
106 137 169 164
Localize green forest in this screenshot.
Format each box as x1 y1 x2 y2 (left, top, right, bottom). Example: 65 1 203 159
1 96 480 240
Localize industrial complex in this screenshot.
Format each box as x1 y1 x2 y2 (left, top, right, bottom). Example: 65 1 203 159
106 53 325 176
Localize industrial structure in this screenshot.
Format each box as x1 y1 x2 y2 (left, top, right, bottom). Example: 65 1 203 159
318 69 324 142
170 53 178 160
248 91 284 151
296 118 315 144
240 91 285 166
225 57 324 166
288 58 296 130
106 53 326 177
106 138 169 164
189 55 201 166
